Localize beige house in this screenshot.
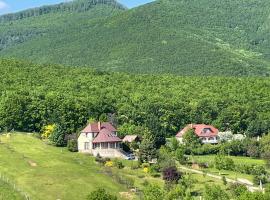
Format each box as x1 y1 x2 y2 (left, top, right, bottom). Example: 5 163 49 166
78 122 125 158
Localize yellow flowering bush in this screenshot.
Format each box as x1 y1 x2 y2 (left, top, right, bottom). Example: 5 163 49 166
105 161 114 167
143 167 149 173
41 124 56 139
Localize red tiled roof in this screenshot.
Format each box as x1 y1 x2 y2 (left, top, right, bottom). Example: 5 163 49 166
176 124 219 138
81 122 117 133
93 128 122 143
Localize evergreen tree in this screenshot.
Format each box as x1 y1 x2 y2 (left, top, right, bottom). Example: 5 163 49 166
49 124 66 147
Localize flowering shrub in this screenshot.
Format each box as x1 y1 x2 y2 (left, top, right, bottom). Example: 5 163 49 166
41 124 56 139
143 167 149 173
105 161 114 167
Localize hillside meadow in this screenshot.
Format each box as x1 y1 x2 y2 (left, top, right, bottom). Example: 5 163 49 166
0 133 126 200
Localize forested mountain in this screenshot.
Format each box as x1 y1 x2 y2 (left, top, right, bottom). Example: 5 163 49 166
0 59 269 137
0 0 270 76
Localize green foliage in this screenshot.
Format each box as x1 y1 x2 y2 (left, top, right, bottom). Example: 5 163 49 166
138 133 157 163
143 184 164 200
0 59 269 138
49 124 66 147
0 0 270 76
86 188 117 200
0 180 24 200
214 154 235 171
204 185 229 200
260 134 270 166
67 139 78 152
222 176 227 186
114 160 124 169
175 147 187 164
183 129 201 152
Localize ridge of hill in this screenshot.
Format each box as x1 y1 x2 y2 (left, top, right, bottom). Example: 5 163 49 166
0 0 270 76
0 0 126 22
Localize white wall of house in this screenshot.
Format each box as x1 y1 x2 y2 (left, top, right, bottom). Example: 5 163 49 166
176 136 218 144
78 132 94 153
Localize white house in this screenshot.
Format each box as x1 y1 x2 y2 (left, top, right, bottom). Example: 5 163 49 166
78 122 124 158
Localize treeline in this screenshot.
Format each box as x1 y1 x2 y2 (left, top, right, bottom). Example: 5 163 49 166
0 0 125 23
0 59 269 137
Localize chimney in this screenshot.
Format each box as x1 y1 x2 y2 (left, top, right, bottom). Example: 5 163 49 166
98 122 101 130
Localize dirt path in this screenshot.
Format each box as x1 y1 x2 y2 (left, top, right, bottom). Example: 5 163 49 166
179 165 263 192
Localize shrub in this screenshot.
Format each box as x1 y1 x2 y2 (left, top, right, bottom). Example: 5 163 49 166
105 161 113 167
87 188 117 200
115 160 124 169
144 184 164 200
230 183 247 197
149 164 160 174
67 139 78 152
204 185 229 200
214 154 235 171
162 166 182 185
95 154 105 164
41 124 56 139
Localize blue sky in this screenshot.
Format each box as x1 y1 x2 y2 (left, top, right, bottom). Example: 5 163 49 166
0 0 155 15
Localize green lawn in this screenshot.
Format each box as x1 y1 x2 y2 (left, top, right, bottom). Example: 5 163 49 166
189 155 267 182
0 133 126 200
0 180 24 200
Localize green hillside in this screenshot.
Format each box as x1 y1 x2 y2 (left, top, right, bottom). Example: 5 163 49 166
0 134 126 200
0 180 24 200
0 0 270 76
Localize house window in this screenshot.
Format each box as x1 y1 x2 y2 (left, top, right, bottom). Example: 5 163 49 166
84 142 89 150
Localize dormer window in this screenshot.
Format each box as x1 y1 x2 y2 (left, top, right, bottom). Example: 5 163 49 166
202 128 212 134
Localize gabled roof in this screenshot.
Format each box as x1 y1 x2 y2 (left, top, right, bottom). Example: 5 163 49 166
122 135 139 143
81 122 117 133
92 128 122 143
176 124 219 138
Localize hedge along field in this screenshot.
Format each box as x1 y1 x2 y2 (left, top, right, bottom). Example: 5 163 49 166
0 133 126 200
0 59 270 138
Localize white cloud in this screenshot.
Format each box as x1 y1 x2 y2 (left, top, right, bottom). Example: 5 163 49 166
0 1 8 10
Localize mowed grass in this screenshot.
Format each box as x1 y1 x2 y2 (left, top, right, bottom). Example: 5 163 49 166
0 180 24 200
190 155 267 182
0 133 126 200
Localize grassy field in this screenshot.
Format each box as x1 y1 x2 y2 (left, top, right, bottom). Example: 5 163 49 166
0 133 126 200
189 155 267 182
0 180 24 200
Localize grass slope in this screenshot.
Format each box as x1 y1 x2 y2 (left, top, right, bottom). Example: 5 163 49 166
0 180 24 200
0 0 269 76
0 133 125 200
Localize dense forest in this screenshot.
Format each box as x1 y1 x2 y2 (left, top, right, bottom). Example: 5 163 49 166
0 0 125 22
0 59 269 137
0 0 269 76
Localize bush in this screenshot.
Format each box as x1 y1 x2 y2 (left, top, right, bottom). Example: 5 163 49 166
214 154 235 171
162 166 182 185
115 160 124 169
204 185 229 200
87 188 117 200
67 139 78 152
230 183 247 197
